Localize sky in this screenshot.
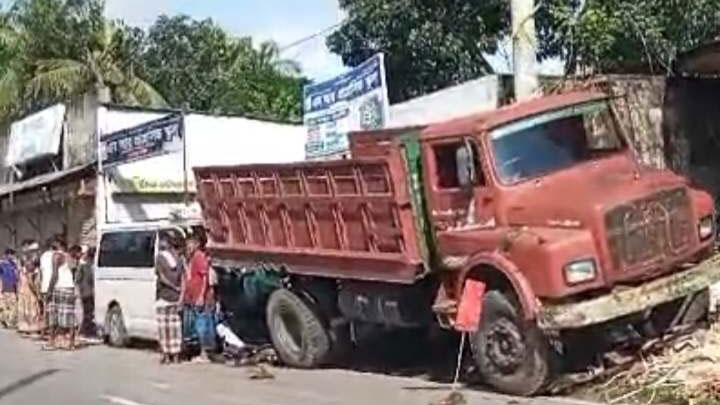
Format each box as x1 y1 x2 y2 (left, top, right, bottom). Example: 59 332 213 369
105 0 347 81
106 0 563 82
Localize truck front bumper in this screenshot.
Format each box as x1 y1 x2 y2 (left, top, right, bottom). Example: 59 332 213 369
537 253 720 330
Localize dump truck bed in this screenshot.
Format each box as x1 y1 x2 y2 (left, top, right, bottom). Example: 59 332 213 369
194 146 427 284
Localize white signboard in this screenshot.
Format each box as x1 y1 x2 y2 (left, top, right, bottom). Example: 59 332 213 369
6 104 66 166
303 53 389 159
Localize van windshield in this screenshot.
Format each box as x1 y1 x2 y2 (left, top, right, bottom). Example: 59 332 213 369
490 101 624 184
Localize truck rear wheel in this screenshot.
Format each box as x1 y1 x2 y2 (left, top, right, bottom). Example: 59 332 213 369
266 288 331 368
470 291 552 396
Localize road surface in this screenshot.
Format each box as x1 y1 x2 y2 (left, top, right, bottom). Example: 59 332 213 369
0 330 600 405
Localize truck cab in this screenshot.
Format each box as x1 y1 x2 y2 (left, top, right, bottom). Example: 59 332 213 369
413 92 715 298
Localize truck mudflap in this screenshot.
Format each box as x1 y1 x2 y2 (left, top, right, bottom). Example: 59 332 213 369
537 253 720 330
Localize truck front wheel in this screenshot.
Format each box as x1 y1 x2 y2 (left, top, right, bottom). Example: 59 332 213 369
266 288 332 368
470 291 552 396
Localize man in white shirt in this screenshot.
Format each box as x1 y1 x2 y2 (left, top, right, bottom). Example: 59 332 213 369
38 238 56 337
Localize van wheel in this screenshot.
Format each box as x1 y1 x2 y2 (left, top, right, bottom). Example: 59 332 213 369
470 291 553 396
106 306 129 348
266 289 331 368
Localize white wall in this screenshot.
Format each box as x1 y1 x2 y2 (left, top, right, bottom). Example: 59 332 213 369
97 108 307 224
387 75 500 128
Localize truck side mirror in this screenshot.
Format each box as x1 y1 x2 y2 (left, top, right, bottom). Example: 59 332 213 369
456 138 477 188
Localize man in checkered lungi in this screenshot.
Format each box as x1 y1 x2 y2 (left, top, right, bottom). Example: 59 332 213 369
45 238 77 350
155 234 184 364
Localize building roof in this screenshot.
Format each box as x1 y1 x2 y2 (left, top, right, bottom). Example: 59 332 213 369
0 163 95 199
422 91 608 140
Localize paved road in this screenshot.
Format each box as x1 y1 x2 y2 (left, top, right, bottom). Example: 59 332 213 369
0 330 600 405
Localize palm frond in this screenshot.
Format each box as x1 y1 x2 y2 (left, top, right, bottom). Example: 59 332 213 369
274 59 302 76
123 76 167 107
0 26 20 48
0 67 23 115
28 58 92 100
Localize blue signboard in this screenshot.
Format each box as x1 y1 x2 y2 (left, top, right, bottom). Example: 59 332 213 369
303 53 389 159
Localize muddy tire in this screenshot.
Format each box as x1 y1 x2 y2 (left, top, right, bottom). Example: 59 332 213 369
470 291 552 396
266 289 332 368
106 306 129 348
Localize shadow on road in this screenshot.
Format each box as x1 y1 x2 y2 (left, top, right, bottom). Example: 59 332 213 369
0 368 60 399
332 329 467 386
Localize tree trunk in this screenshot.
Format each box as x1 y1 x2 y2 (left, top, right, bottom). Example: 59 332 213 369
511 0 539 102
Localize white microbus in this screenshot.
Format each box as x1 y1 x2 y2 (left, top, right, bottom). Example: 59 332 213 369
94 221 201 345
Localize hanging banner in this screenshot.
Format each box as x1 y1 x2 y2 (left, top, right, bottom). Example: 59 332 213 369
100 113 183 169
303 53 389 159
6 104 66 166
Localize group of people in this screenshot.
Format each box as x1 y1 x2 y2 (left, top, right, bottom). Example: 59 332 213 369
0 236 95 351
155 232 218 364
0 230 221 363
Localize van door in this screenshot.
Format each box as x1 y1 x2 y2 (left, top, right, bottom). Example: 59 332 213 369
95 230 158 340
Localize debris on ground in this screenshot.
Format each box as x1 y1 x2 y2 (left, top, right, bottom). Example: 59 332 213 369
247 364 275 380
580 325 720 405
429 391 466 405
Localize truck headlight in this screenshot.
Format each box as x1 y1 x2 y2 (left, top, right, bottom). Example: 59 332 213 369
564 260 597 285
699 215 715 241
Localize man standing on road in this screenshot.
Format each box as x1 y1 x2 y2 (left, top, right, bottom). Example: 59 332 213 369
0 249 19 329
183 235 216 363
39 238 56 339
155 234 184 364
73 246 96 338
45 238 77 350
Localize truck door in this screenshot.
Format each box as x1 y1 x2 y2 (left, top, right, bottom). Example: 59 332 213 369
423 137 495 233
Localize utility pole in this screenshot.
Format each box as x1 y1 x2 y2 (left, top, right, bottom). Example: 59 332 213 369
511 0 539 101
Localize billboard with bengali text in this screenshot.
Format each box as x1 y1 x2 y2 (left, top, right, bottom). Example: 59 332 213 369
303 53 389 159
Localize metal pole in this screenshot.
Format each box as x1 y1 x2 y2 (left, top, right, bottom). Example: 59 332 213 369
511 0 540 101
182 104 189 206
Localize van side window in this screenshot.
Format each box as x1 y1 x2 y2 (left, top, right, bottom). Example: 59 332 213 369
433 141 484 189
98 231 156 268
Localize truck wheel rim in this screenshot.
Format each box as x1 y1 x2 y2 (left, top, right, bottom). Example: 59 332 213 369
110 314 121 340
485 318 525 373
276 310 303 354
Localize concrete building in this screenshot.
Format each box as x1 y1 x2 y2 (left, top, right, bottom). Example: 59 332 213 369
0 92 306 249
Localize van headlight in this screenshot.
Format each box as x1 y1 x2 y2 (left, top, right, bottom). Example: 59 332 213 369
699 215 715 241
564 260 597 285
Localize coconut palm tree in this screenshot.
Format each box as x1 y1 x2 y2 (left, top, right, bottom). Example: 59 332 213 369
28 21 166 107
0 20 29 115
0 0 165 118
254 40 301 76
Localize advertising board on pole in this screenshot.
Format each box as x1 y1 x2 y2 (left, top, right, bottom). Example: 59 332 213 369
303 53 390 160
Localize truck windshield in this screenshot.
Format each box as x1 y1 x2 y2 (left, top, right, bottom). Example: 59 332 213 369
490 101 624 184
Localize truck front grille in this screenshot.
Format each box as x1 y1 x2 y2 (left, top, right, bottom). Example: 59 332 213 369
605 188 694 271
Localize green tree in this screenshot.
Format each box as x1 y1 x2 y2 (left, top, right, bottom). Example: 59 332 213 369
0 0 164 117
327 0 507 103
537 0 720 74
139 15 305 121
140 15 245 111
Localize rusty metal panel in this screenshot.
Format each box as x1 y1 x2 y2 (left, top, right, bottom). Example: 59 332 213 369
605 187 694 276
538 253 720 330
194 150 425 284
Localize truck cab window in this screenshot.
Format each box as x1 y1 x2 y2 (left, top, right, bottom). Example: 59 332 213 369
491 101 624 184
433 141 483 189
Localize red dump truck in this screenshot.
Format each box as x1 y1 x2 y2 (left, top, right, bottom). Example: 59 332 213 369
194 91 720 395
